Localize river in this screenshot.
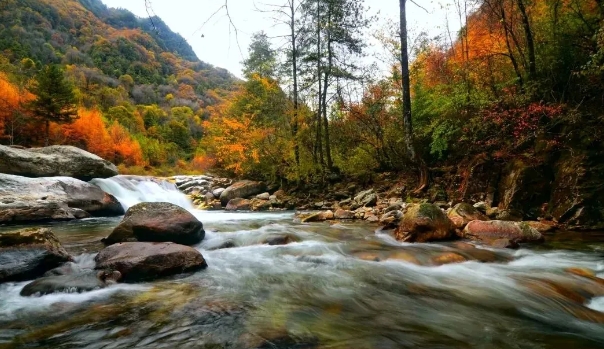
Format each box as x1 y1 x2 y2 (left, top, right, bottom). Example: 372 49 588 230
0 177 603 348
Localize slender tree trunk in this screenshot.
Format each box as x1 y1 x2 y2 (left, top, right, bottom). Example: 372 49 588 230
399 0 427 192
45 119 50 146
516 0 536 81
399 0 414 161
290 0 300 169
315 0 324 167
321 4 333 171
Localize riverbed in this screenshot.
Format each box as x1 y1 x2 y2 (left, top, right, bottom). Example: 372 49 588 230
1 209 604 348
1 175 604 349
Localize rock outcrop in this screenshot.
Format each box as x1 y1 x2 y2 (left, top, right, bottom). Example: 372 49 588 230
94 242 207 282
0 174 124 224
0 145 118 181
103 202 205 245
0 228 72 283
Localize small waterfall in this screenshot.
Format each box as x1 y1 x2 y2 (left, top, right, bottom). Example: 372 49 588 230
91 175 193 210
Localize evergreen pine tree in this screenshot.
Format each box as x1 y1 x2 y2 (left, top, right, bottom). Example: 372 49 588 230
29 64 77 146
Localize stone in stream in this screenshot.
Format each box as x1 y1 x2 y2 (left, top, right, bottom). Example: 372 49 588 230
220 180 267 206
301 210 335 223
20 270 122 297
334 209 355 220
0 145 118 181
256 192 270 200
394 203 456 242
94 242 207 282
0 174 124 224
462 220 543 244
0 228 73 283
103 202 205 246
226 198 252 211
448 202 489 230
212 187 226 198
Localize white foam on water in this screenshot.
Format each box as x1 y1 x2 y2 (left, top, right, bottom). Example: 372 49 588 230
587 297 604 312
0 282 149 320
91 176 193 210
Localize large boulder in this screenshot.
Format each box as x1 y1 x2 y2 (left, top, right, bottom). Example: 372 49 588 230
462 220 543 243
394 203 455 242
0 228 72 283
0 174 124 224
94 242 207 282
448 202 489 229
220 180 267 206
102 202 205 246
0 145 118 181
20 270 121 297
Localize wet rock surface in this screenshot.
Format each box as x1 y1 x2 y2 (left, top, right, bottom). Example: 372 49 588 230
103 202 205 245
0 228 72 283
0 174 124 224
94 242 207 282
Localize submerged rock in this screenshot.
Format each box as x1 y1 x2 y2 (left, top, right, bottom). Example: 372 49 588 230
0 145 118 180
394 203 455 242
103 202 205 246
0 174 124 224
220 180 267 206
463 220 543 244
0 228 72 283
20 270 122 296
95 242 207 282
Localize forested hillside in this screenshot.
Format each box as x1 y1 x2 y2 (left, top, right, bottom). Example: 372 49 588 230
199 0 604 227
0 0 236 173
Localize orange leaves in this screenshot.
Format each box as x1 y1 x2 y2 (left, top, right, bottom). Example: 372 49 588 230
59 108 144 167
108 120 144 166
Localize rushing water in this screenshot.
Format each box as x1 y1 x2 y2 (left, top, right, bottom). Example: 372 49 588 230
1 177 604 349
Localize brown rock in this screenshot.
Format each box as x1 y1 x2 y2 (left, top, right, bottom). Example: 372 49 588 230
394 203 455 242
220 180 267 206
334 209 355 220
103 202 204 245
432 252 467 266
226 198 252 211
448 202 489 229
94 242 207 282
302 210 334 223
463 220 543 243
526 221 557 233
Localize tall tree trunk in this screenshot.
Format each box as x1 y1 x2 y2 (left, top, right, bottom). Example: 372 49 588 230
315 0 324 167
399 0 427 192
290 0 300 169
516 0 536 81
499 2 525 87
321 4 333 171
45 119 50 146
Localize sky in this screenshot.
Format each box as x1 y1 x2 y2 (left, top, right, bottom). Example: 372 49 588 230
101 0 461 78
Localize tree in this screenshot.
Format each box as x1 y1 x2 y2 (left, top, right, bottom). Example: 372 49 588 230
29 64 78 146
399 0 428 192
242 31 278 79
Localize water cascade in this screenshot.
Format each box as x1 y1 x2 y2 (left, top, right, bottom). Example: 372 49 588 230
91 175 193 210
